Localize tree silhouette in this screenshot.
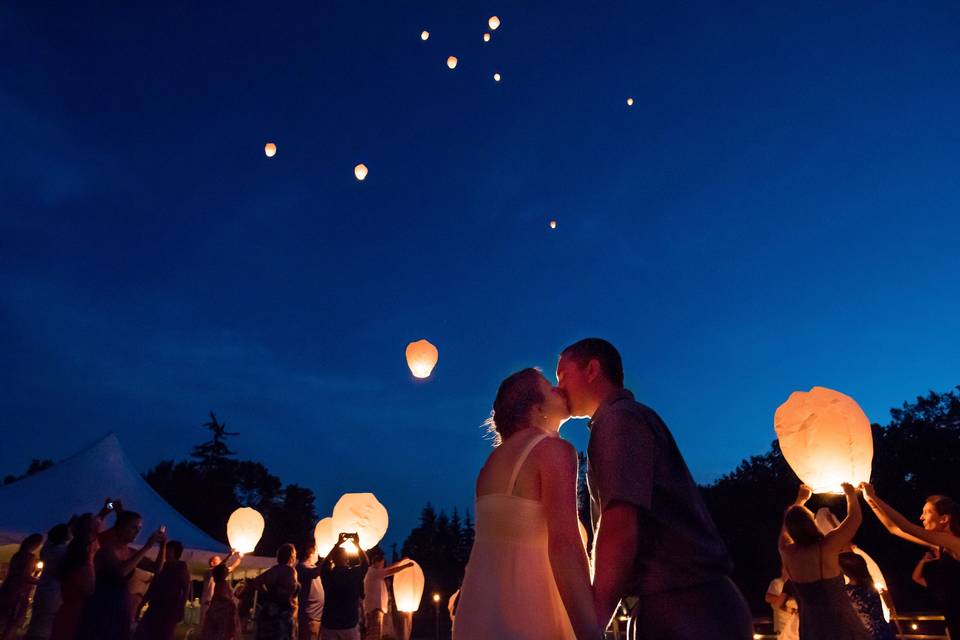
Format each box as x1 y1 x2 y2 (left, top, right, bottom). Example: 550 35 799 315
191 411 238 471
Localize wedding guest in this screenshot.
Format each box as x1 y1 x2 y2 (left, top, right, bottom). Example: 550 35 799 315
296 541 325 640
861 485 960 639
764 567 798 640
779 483 870 639
200 564 241 640
75 511 167 640
0 533 44 640
319 542 368 640
202 552 241 626
51 515 100 640
253 544 299 640
838 552 895 640
133 541 191 640
361 548 411 640
25 524 72 640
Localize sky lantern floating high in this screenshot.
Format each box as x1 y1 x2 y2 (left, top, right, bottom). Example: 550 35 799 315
354 163 368 181
483 32 491 42
549 219 557 229
393 558 425 612
446 55 458 70
264 142 277 157
226 507 264 554
493 72 501 82
406 339 439 379
627 97 635 106
774 386 873 494
331 492 389 550
314 517 337 555
420 30 430 41
488 16 501 30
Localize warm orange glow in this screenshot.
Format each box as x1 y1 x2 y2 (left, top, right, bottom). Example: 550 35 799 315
264 142 277 157
332 493 389 550
549 220 557 229
354 163 368 181
432 593 441 603
341 539 360 555
36 561 44 571
227 507 265 554
406 339 439 378
488 16 501 30
483 33 491 42
493 72 501 82
421 30 430 41
393 559 425 612
446 56 458 70
626 97 634 106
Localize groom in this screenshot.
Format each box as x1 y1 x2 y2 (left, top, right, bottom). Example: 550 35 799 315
557 338 753 639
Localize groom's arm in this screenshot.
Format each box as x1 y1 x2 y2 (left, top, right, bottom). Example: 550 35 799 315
593 501 639 628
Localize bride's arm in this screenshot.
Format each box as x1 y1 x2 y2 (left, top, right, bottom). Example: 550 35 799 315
540 438 601 640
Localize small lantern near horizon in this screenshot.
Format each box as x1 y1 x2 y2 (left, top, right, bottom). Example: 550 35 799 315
332 493 389 550
227 507 265 554
626 97 634 106
775 386 873 494
483 32 491 42
406 339 439 379
493 72 501 82
354 163 368 181
393 558 425 612
447 56 458 70
421 30 430 41
488 16 501 30
264 142 277 157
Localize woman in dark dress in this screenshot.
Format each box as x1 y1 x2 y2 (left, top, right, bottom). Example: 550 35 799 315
779 483 871 640
253 544 299 640
200 564 242 640
838 553 895 640
862 485 960 639
51 516 100 640
0 533 44 640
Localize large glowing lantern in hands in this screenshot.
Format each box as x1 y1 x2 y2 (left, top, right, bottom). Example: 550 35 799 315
775 386 873 493
331 493 388 550
227 507 265 554
314 517 337 556
406 340 438 379
393 558 425 612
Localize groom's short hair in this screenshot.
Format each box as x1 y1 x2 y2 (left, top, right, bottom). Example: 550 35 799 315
561 338 624 388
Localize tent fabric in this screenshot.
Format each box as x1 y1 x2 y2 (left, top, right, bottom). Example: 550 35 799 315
0 433 272 575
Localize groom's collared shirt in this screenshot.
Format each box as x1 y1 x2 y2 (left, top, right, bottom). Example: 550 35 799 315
587 389 733 596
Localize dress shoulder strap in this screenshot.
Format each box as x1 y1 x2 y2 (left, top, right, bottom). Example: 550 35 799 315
506 433 549 496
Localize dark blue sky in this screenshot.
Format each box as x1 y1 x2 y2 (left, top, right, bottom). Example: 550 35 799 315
3 1 959 552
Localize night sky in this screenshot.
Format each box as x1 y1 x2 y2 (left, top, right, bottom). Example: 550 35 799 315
3 1 959 552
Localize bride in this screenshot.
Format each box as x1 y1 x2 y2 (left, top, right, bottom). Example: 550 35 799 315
452 368 600 640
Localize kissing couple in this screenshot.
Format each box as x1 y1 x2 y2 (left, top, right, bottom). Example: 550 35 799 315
452 338 753 640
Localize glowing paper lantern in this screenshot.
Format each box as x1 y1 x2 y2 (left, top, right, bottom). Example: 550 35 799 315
421 30 430 41
493 72 501 82
354 163 368 181
549 220 557 229
446 56 458 70
331 492 388 550
483 33 491 42
393 558 425 612
626 97 634 106
264 143 277 157
405 339 439 379
314 517 337 556
774 386 873 493
488 16 501 30
226 507 264 554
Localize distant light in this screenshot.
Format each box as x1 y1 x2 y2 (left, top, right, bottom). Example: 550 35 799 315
911 624 919 630
626 97 634 106
549 220 557 229
264 142 277 157
432 593 441 603
493 72 501 82
753 635 762 640
483 32 491 42
488 16 501 30
354 163 368 181
421 30 430 41
447 55 458 70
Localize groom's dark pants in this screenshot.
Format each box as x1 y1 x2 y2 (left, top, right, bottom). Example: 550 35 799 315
625 576 753 640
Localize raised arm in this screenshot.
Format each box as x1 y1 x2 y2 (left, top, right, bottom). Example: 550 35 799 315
118 529 166 577
780 485 814 553
382 561 414 578
824 483 862 551
861 483 960 555
539 438 601 640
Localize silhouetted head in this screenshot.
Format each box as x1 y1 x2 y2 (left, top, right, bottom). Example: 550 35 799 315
784 505 824 547
485 368 569 446
47 523 71 546
20 533 44 555
115 511 143 545
838 552 873 587
276 543 296 566
208 554 223 568
367 546 385 567
166 540 184 561
300 541 317 565
556 338 624 418
923 495 960 535
212 562 230 584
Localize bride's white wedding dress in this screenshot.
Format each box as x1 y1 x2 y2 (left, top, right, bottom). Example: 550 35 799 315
452 433 577 639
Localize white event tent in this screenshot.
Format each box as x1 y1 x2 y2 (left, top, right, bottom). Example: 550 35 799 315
0 433 272 577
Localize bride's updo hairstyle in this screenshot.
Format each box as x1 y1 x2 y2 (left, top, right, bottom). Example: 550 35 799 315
484 368 545 447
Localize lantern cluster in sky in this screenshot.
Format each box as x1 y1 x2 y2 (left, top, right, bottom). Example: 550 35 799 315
264 142 277 157
331 492 389 550
354 163 368 181
226 507 265 554
488 16 501 30
406 339 439 379
774 386 874 493
393 558 425 612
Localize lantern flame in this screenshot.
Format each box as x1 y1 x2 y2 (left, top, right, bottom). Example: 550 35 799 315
341 539 360 555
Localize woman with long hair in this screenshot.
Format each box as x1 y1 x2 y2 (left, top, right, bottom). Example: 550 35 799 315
200 563 242 640
861 484 960 638
453 368 600 640
837 552 895 640
50 515 100 640
778 483 870 640
0 533 44 640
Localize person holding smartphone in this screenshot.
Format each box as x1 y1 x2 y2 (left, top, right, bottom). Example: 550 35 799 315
319 534 369 640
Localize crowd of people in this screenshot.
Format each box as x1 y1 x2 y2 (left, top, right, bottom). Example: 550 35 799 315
0 497 415 640
772 482 960 639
